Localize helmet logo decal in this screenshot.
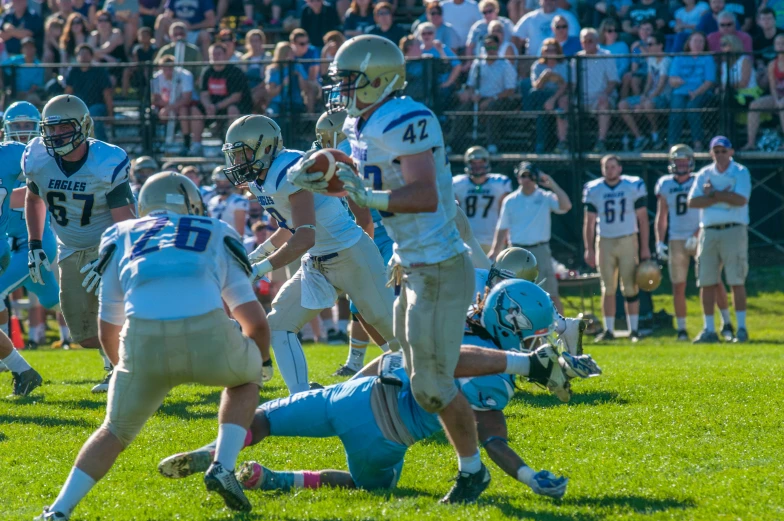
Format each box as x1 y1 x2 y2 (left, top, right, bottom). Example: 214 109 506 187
493 289 532 336
359 52 371 73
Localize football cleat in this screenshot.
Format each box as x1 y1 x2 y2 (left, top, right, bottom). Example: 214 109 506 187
332 364 358 377
560 352 602 379
693 329 719 344
262 359 274 382
531 345 571 403
158 449 214 478
236 461 265 490
327 330 349 345
91 371 113 393
529 470 568 499
720 323 735 342
629 330 641 343
34 507 69 520
676 330 689 342
440 464 491 504
25 340 39 351
734 328 748 343
594 330 615 343
560 318 586 355
12 368 43 396
204 462 252 512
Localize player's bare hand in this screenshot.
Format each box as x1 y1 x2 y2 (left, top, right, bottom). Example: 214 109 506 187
703 180 714 196
584 248 596 268
538 173 552 188
640 245 651 261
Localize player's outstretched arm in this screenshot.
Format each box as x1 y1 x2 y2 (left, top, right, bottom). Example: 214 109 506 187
10 186 26 209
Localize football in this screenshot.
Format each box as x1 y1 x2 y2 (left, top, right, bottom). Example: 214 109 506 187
306 148 357 197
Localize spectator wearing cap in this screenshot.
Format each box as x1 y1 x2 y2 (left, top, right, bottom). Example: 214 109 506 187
60 12 89 63
0 0 44 56
551 14 579 56
196 43 252 132
687 136 751 343
301 0 341 47
466 0 515 58
289 28 322 112
489 161 571 313
151 54 198 155
668 31 715 151
65 43 113 141
2 37 45 104
366 2 407 44
458 33 517 153
155 21 204 78
130 155 159 196
513 0 579 57
707 11 751 52
343 0 374 37
441 0 481 50
155 0 215 57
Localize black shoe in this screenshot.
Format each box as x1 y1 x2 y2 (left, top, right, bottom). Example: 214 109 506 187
594 330 615 343
327 330 349 345
204 462 252 512
332 365 358 377
693 329 720 344
440 464 491 504
720 323 735 342
677 330 689 341
12 368 42 396
309 382 324 390
629 330 641 343
25 340 39 350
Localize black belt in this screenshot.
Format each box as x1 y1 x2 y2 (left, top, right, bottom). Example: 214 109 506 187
312 252 338 263
512 241 548 249
706 223 741 230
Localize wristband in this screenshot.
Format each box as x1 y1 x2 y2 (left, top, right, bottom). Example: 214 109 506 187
517 465 536 486
253 258 274 278
365 191 390 211
29 240 43 250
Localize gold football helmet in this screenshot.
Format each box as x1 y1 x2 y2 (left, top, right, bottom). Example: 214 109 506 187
40 94 93 156
464 146 490 177
138 171 205 217
328 34 406 117
222 115 282 186
488 247 539 287
315 109 347 149
668 144 694 175
636 259 662 292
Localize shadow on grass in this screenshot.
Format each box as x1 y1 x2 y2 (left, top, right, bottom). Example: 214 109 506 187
510 390 630 408
562 493 697 513
0 414 92 428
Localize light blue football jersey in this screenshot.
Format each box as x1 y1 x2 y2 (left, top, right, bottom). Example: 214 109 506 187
0 141 26 236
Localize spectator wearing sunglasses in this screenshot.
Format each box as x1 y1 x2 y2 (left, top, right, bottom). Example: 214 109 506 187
217 28 243 64
707 11 751 52
366 2 407 44
413 1 461 51
466 0 515 58
417 22 462 108
289 28 322 113
696 0 735 35
550 14 579 56
513 0 579 57
598 18 630 78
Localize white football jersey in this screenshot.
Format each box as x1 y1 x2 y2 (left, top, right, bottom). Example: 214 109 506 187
248 149 363 256
23 137 132 259
344 96 466 266
98 211 257 324
654 174 700 241
452 173 511 245
207 193 249 233
582 175 647 238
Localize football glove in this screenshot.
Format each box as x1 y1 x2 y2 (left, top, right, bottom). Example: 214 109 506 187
248 240 276 263
529 470 568 499
338 164 389 210
250 259 274 283
655 241 668 261
287 155 329 193
559 352 602 379
80 259 102 296
27 241 51 285
685 235 698 253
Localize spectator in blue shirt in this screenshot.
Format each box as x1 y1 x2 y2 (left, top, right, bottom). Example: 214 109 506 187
668 31 716 150
418 22 461 111
289 28 322 112
365 2 408 44
265 41 308 115
0 0 44 55
598 18 630 78
156 0 216 57
3 37 45 104
551 15 580 56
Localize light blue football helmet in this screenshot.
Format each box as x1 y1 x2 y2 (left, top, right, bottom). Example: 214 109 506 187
3 101 41 143
481 279 555 351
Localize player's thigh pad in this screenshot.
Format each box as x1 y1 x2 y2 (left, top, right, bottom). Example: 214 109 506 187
617 234 640 297
667 240 691 285
696 228 722 287
325 234 395 341
718 225 748 286
596 237 619 295
530 243 558 296
395 252 474 414
261 387 337 438
267 267 320 333
58 247 99 343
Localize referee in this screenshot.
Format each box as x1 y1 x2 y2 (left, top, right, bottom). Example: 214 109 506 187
687 136 751 343
489 162 572 312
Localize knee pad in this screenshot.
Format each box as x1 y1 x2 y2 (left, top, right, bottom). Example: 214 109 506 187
624 293 640 303
103 421 139 449
410 374 456 414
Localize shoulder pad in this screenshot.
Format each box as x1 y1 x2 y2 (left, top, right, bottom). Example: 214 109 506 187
224 235 252 275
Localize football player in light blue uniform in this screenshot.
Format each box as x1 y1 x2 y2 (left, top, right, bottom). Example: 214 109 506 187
0 101 44 395
158 279 603 499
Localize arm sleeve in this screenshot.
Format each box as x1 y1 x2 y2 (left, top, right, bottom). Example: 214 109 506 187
98 229 125 325
497 199 510 229
654 177 664 197
735 167 752 199
546 191 560 212
106 181 135 209
582 183 597 213
26 179 39 195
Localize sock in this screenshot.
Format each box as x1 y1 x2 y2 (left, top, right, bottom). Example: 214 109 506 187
257 470 321 491
628 314 639 332
604 316 615 332
337 319 349 334
59 324 71 342
516 465 536 487
554 314 567 335
379 342 391 353
99 349 113 372
676 317 686 331
50 467 96 516
1 349 31 373
720 308 732 327
458 451 482 474
504 351 531 376
346 338 368 370
271 330 309 394
214 423 247 471
32 324 46 343
0 321 7 336
735 310 746 329
704 314 715 332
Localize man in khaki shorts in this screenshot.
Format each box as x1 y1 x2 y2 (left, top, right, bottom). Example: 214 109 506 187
688 136 751 343
35 173 270 521
582 155 651 343
489 161 572 313
24 95 137 393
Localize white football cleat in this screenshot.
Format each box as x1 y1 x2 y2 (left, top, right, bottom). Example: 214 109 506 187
158 448 214 478
532 345 571 403
34 507 69 520
560 352 602 379
204 462 252 512
560 318 586 356
90 370 112 393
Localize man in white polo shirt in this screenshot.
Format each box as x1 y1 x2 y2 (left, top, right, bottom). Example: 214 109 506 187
441 0 482 48
687 136 751 343
489 162 572 312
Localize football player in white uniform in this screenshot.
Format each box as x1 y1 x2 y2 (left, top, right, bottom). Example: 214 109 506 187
23 95 137 392
452 146 511 253
294 35 489 504
207 166 249 235
582 155 651 343
222 114 397 395
35 173 269 520
655 145 730 341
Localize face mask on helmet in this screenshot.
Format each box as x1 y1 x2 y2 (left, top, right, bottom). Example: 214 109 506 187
322 84 345 113
4 119 38 143
42 120 85 156
468 159 489 177
222 142 263 186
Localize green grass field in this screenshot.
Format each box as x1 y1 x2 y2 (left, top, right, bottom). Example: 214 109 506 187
1 270 783 521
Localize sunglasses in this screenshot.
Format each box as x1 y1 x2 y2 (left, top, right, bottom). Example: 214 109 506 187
429 10 442 14
720 22 733 27
98 17 111 22
604 28 616 32
296 40 309 46
482 9 495 14
555 24 567 29
377 10 391 14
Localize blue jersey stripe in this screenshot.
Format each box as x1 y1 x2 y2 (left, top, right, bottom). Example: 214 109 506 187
382 110 432 133
276 157 301 189
111 155 130 183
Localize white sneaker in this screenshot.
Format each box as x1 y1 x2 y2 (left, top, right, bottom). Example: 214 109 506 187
560 318 586 355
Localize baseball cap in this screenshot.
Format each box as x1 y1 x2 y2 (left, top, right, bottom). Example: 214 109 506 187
21 37 35 47
710 136 732 149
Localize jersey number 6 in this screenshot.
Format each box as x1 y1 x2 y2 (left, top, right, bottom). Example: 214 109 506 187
47 191 94 227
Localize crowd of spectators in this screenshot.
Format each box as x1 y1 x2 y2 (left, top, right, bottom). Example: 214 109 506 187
2 0 784 154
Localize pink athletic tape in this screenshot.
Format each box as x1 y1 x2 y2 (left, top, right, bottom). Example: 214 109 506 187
243 429 253 448
302 471 321 489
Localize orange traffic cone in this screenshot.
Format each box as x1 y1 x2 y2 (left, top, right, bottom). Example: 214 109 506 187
10 316 24 349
